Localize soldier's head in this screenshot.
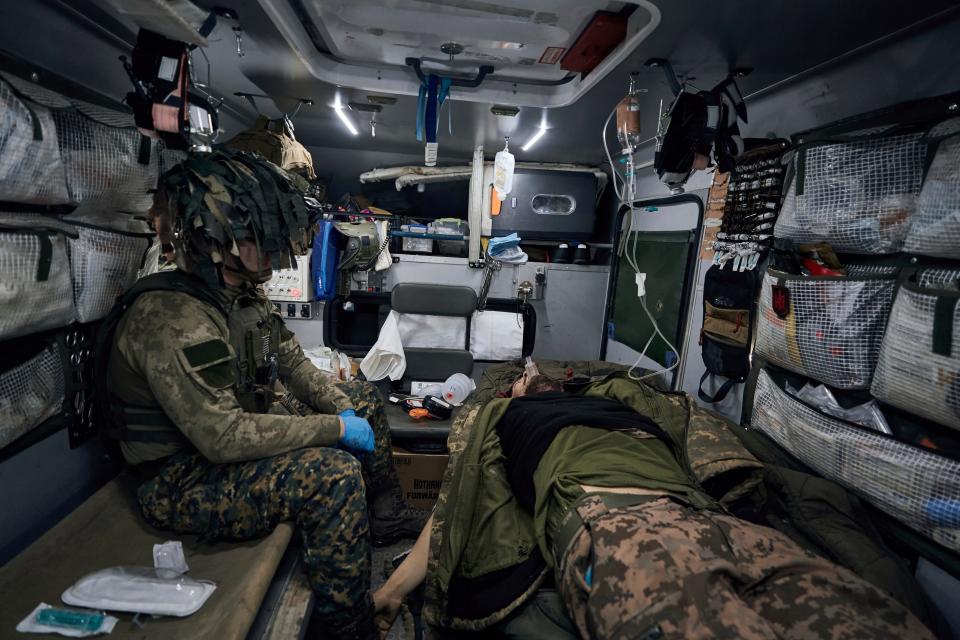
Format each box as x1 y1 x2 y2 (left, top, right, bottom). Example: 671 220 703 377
150 149 310 287
511 374 563 397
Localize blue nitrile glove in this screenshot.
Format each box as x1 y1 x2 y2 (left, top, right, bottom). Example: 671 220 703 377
339 409 356 418
340 415 375 453
584 565 593 588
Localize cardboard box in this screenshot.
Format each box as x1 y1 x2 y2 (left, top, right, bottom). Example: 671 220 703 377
392 448 449 510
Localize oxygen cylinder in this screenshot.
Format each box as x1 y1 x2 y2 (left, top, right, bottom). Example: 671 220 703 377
616 75 642 153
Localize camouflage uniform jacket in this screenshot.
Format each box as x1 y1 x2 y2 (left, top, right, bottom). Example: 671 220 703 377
424 372 765 631
109 282 352 465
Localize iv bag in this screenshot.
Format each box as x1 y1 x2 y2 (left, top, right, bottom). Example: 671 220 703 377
493 143 515 201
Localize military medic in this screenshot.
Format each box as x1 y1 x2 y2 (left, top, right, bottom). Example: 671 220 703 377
96 149 423 640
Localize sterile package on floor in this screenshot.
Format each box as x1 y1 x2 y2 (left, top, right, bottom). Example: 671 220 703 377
17 603 118 637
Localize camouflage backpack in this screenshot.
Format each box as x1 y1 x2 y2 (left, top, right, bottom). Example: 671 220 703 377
225 116 316 180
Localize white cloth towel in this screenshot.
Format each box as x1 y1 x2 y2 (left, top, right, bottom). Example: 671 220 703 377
360 311 407 381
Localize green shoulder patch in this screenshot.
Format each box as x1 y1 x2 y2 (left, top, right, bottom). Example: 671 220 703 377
182 339 231 368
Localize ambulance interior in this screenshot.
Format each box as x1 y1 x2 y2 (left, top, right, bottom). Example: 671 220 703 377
1 0 960 638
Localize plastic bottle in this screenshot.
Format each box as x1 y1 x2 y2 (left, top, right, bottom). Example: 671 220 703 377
616 74 642 154
443 373 476 405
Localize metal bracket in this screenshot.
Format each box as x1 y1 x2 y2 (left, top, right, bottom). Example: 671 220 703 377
234 92 314 119
644 58 682 96
477 255 502 311
405 57 494 88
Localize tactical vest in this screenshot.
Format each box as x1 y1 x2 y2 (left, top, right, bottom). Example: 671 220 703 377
94 271 283 445
224 287 283 414
224 116 316 180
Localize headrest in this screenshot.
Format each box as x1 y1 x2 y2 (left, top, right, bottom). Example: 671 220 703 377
391 283 477 317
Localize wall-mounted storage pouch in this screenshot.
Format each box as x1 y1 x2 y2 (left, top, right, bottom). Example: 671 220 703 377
65 215 153 322
754 266 896 389
0 218 76 339
872 268 960 430
775 133 928 253
752 368 960 553
904 124 960 259
53 109 159 212
0 79 70 204
0 338 65 449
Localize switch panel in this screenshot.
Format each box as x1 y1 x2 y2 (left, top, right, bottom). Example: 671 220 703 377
266 256 313 302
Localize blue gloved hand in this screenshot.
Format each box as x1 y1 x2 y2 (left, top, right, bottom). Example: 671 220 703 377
339 415 375 453
339 409 356 418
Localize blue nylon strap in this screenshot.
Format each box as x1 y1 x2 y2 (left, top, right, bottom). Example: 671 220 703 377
425 75 440 144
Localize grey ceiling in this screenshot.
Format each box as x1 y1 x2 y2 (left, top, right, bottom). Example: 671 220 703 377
2 0 959 168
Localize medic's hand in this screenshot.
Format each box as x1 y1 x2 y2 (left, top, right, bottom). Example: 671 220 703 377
339 409 356 418
339 415 375 453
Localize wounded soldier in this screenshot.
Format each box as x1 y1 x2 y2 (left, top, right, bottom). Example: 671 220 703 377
373 364 938 639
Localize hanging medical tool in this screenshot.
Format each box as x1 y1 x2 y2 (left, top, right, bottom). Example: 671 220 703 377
120 8 236 152
477 253 502 311
647 58 751 192
493 137 515 200
348 102 383 138
408 53 494 166
416 74 452 166
616 72 643 154
233 26 245 57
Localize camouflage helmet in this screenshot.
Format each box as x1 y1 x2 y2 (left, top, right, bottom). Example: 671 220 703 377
152 148 311 284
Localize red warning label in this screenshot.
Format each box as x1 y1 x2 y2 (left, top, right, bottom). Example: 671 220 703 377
538 47 566 64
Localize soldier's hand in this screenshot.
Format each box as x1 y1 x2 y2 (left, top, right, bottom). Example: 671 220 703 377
339 415 375 453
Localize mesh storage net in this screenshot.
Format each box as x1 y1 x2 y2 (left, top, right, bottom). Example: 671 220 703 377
67 223 152 322
872 268 960 430
53 109 158 212
752 369 960 552
0 80 70 204
903 134 960 259
775 134 928 253
0 341 64 449
0 229 75 340
755 269 896 389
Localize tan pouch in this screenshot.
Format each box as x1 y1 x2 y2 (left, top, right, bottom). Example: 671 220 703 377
703 302 750 346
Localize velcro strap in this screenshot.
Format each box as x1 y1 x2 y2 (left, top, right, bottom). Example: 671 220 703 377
35 232 53 282
553 492 665 567
137 134 152 165
698 372 738 404
932 295 958 357
181 339 231 370
795 148 806 196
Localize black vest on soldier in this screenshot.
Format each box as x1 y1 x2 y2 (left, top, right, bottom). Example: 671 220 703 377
93 270 284 445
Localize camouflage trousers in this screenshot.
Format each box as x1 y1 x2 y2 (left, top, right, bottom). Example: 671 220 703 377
556 495 933 640
137 379 396 628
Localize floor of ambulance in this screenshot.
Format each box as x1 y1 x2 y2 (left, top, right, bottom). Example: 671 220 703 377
372 540 416 640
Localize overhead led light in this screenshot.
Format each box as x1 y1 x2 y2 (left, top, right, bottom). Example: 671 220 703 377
521 126 547 151
333 96 359 136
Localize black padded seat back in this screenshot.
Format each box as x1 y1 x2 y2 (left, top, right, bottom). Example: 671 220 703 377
391 283 477 316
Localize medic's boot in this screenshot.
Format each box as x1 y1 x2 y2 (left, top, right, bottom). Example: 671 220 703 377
312 600 378 640
368 478 430 547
